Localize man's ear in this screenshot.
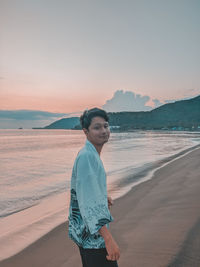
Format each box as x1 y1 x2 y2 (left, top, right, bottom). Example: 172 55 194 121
83 128 88 136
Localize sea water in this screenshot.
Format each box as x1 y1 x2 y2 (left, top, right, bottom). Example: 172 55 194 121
0 129 200 260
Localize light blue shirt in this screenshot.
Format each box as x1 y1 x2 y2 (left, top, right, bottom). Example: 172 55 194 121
68 139 114 248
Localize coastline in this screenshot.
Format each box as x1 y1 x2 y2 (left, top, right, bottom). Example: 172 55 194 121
1 147 200 266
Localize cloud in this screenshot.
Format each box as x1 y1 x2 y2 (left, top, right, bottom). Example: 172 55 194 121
102 90 153 112
164 99 179 104
182 88 200 96
63 111 83 118
164 95 198 104
0 110 68 120
0 110 69 129
0 109 86 129
152 99 164 108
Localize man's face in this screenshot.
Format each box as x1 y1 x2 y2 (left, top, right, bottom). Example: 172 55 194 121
84 116 110 146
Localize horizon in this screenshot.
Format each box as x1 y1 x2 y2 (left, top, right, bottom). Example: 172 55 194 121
1 0 200 128
0 94 199 129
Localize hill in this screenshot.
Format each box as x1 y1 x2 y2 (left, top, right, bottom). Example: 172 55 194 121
43 117 79 129
108 95 200 130
42 95 200 131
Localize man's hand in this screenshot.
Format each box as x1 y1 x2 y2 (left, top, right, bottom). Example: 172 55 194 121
107 196 113 210
99 225 120 262
105 235 120 261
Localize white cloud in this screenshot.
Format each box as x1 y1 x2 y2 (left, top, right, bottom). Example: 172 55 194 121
102 90 153 112
152 99 164 108
165 90 200 104
102 90 200 112
164 96 194 104
62 111 82 118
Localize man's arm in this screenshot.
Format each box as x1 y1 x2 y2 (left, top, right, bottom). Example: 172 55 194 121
76 154 113 235
99 225 120 261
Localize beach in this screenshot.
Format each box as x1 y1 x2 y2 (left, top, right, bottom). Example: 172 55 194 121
1 147 200 267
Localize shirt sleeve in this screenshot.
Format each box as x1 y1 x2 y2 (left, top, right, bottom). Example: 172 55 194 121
76 152 113 235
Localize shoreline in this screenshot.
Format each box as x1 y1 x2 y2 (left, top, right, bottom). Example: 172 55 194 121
1 147 200 266
1 143 199 262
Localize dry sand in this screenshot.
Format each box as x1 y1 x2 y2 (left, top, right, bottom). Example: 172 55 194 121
1 147 200 267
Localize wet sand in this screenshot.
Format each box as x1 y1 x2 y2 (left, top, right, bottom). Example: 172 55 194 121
1 147 200 267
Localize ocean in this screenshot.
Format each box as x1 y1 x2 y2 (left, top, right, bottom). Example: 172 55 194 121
0 129 200 260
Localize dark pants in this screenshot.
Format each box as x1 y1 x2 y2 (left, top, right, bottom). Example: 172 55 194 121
78 246 119 267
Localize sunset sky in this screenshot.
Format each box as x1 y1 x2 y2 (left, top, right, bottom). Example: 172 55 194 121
0 0 200 128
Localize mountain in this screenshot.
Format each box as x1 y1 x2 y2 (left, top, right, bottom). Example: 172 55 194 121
43 95 200 131
0 110 70 129
43 117 80 129
149 95 200 128
108 95 200 130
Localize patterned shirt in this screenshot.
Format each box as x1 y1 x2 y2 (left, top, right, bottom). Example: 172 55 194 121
68 139 114 248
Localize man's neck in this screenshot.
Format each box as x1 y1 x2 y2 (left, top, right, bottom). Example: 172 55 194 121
95 144 103 156
88 139 103 155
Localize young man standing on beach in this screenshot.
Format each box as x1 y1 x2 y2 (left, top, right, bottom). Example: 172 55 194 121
68 107 120 267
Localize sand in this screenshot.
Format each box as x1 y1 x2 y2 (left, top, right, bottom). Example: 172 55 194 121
1 147 200 267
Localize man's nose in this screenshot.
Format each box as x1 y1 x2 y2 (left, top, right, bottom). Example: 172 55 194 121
101 126 107 133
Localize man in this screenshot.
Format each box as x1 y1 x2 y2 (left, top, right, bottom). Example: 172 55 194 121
68 107 120 267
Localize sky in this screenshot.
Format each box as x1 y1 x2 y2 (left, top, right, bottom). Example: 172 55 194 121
0 0 200 128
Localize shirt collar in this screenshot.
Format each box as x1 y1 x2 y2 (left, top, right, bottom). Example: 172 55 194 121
85 139 99 155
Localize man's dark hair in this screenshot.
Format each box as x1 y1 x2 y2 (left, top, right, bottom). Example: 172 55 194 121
80 107 109 130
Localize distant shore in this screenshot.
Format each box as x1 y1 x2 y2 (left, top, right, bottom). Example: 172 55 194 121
32 127 200 132
1 147 200 267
